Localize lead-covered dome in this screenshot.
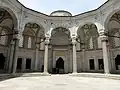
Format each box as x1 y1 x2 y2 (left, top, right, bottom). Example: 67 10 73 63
50 10 72 16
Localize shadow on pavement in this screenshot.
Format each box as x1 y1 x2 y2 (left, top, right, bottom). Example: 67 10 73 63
0 73 23 82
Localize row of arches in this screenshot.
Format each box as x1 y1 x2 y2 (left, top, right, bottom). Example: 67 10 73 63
0 7 120 49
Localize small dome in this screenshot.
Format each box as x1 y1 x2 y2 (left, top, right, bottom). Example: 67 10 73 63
50 10 72 16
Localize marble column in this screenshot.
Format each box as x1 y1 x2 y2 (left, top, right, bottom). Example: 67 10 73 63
72 37 77 74
43 37 50 74
94 57 99 72
12 39 19 74
100 30 110 74
82 48 86 71
22 58 26 72
8 40 15 73
35 44 39 71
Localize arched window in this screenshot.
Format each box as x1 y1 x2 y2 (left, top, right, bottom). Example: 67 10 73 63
89 37 93 49
28 37 32 48
114 33 120 47
19 35 23 47
97 37 102 48
0 30 8 45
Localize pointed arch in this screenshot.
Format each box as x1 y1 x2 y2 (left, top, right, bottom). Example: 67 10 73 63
105 11 120 48
23 23 45 49
50 27 71 45
77 23 99 50
0 8 18 46
0 6 18 29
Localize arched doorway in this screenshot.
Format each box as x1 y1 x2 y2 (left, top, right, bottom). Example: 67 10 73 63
115 55 120 70
56 57 64 74
0 53 5 70
50 27 71 73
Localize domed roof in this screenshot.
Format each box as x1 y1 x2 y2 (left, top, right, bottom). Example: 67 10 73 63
50 10 72 16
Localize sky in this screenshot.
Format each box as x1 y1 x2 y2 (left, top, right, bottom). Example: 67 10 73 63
18 0 108 15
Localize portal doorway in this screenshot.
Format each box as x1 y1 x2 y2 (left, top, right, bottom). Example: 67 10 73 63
115 55 120 70
17 58 22 72
26 59 31 70
98 59 104 70
56 57 64 74
0 53 5 69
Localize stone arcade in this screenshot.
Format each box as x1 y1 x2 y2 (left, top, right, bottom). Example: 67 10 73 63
0 0 120 74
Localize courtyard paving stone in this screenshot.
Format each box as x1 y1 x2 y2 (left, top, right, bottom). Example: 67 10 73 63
0 73 120 90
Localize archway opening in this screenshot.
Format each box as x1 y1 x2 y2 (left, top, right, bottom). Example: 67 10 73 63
22 23 45 49
0 53 5 70
0 8 18 46
106 11 120 73
77 23 100 50
106 11 120 48
56 57 64 74
0 8 18 73
77 23 101 72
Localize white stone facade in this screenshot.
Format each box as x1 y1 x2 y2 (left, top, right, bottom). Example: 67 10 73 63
0 0 120 74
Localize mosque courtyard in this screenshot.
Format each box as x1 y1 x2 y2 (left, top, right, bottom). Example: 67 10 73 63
0 73 120 90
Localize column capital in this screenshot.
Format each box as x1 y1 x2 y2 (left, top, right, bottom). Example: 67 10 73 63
99 29 108 42
13 30 19 40
71 36 77 45
10 40 15 45
100 36 108 42
44 37 50 45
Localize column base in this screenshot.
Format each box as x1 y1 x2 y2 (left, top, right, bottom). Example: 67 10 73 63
104 70 110 75
11 71 16 75
43 72 51 76
69 72 78 76
72 72 78 75
104 73 111 76
11 72 17 76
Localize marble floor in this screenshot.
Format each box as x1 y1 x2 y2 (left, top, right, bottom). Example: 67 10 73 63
0 74 120 90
